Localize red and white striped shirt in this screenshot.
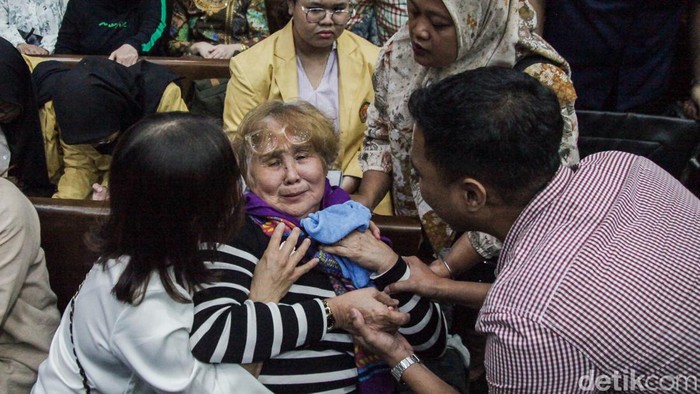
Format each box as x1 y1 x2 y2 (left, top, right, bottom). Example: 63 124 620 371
476 151 700 393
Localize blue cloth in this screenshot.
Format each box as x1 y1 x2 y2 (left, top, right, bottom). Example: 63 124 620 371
300 201 373 288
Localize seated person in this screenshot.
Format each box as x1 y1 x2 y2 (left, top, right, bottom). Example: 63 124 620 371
0 177 60 393
0 38 53 196
168 0 269 58
190 100 447 393
0 0 67 55
222 0 392 214
26 56 188 200
357 67 700 392
55 0 167 66
33 112 271 393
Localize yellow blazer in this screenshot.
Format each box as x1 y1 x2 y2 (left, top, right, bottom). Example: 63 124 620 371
223 21 391 214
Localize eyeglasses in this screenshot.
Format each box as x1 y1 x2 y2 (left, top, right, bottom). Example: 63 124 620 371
244 126 312 155
300 5 355 25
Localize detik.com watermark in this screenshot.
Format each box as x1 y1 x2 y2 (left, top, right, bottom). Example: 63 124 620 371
579 370 698 392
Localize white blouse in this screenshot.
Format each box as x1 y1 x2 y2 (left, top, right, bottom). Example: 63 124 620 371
32 258 270 393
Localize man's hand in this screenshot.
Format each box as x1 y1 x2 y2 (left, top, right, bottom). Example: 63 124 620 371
108 44 139 66
351 308 414 366
17 43 48 55
385 256 444 299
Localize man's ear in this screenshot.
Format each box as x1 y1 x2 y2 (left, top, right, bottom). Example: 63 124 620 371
458 178 487 212
287 0 295 15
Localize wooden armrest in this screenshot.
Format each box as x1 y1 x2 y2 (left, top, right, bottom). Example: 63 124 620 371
372 214 423 257
30 197 108 312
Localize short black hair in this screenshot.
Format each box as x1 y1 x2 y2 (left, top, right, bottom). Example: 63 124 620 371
408 66 563 204
88 112 244 304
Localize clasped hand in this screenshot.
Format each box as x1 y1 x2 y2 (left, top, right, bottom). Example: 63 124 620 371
327 287 409 334
189 42 242 59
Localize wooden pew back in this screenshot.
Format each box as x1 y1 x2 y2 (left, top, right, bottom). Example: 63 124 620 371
30 198 422 312
37 55 231 99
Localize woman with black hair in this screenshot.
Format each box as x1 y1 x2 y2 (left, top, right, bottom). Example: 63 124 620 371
32 112 309 393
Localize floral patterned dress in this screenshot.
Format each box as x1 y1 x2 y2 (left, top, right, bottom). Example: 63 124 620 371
168 0 269 56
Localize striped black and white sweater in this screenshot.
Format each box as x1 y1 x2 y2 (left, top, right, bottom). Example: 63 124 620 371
191 216 447 393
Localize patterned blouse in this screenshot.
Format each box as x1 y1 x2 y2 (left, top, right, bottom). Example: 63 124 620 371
360 0 580 258
168 0 269 56
0 0 67 53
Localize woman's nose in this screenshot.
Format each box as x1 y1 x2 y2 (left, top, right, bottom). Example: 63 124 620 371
284 162 301 184
412 19 430 41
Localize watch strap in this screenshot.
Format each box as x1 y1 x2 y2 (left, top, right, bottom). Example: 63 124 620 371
322 299 336 332
391 354 421 382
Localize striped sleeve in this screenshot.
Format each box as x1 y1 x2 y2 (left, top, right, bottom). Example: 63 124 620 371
373 257 447 358
190 244 326 364
124 0 166 54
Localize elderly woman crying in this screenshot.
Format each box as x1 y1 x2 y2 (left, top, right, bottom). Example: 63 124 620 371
190 100 447 393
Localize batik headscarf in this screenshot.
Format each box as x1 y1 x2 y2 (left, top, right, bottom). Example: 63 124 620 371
245 180 394 393
363 0 578 255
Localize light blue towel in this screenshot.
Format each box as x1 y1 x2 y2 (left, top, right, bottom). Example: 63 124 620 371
300 201 373 288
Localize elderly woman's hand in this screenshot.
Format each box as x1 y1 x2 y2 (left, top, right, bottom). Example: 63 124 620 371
250 223 319 302
326 288 409 333
321 229 397 274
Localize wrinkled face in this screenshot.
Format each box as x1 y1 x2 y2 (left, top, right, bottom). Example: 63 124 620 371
288 0 348 51
407 0 458 68
248 118 327 219
410 124 463 231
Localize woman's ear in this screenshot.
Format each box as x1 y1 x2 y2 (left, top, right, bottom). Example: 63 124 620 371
287 0 295 16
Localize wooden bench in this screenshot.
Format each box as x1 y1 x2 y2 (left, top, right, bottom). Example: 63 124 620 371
30 197 423 312
37 55 231 99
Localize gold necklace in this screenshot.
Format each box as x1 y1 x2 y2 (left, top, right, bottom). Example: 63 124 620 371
193 0 229 14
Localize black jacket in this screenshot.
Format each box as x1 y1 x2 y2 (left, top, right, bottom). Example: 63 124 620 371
55 0 167 56
0 38 53 196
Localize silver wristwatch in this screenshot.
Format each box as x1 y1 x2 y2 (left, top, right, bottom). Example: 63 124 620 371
390 354 421 382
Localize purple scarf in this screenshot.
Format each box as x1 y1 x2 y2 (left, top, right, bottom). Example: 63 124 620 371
245 180 394 393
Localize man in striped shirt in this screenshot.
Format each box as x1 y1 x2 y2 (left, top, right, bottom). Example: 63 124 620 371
353 66 700 393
